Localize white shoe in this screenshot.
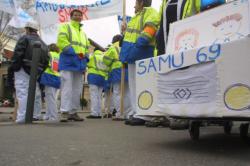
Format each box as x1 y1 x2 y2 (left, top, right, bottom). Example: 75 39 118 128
43 116 49 121
16 119 25 124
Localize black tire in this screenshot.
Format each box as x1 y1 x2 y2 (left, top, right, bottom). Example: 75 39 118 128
224 121 233 135
240 123 249 140
189 122 200 140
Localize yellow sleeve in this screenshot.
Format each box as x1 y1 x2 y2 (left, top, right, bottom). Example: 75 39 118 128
141 8 160 41
103 47 115 66
57 23 71 52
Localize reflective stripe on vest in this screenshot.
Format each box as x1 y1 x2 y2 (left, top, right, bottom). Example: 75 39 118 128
88 50 109 76
126 9 145 35
124 7 158 46
62 24 88 54
94 54 109 73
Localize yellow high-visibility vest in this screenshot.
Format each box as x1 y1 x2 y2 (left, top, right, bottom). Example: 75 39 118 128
103 42 122 71
57 20 89 55
87 50 109 79
44 51 60 77
123 7 160 46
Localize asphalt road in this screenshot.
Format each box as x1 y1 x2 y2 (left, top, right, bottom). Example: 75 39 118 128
0 111 249 166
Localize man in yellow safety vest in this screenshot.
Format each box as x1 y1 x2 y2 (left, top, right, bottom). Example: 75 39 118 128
120 0 160 126
57 9 89 122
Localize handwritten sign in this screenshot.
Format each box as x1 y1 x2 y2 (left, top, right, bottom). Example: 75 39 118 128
166 0 250 54
36 0 122 28
137 44 221 76
136 37 250 118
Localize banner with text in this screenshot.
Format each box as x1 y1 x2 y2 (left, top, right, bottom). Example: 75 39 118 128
36 0 122 45
36 0 122 28
136 37 250 118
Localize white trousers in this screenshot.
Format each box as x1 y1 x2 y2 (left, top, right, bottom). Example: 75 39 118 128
44 86 58 120
104 89 114 114
89 84 103 116
128 64 137 116
110 82 132 118
14 68 42 123
60 71 83 114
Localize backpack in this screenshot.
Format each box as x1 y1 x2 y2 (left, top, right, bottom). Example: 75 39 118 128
23 34 49 76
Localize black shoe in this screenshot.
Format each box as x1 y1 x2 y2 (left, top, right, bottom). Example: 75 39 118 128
145 121 161 127
60 112 69 122
145 118 170 128
86 115 102 119
68 113 84 121
129 118 145 126
169 119 189 130
124 119 131 125
32 118 40 121
103 113 112 118
112 109 117 116
124 115 134 125
112 117 124 121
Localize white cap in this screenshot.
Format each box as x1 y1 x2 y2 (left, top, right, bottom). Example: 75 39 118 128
25 21 39 31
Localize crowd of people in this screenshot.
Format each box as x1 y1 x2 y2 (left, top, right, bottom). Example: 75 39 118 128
7 0 226 125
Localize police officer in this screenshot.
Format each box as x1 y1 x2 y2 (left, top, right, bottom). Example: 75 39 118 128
86 49 109 119
57 9 89 122
8 21 49 123
120 0 160 125
40 44 60 121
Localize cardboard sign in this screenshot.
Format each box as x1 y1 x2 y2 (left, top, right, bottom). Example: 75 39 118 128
166 0 250 54
136 37 250 118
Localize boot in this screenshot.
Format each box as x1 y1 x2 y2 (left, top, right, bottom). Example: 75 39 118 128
68 113 84 121
60 112 69 122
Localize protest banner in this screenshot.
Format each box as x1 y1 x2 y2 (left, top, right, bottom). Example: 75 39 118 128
36 0 122 45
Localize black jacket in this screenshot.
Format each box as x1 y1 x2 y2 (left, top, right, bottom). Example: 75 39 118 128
9 33 49 75
156 0 187 56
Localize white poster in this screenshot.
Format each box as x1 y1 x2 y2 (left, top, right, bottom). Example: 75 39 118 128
40 15 120 47
166 0 250 54
82 15 120 48
136 37 250 118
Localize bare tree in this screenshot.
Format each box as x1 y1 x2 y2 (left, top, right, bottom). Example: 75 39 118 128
0 11 12 52
0 11 24 55
0 0 36 53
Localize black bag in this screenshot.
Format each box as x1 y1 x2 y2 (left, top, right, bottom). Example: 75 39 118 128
22 35 49 75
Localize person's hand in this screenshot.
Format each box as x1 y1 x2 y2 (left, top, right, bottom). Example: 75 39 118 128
121 22 127 34
78 53 85 59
